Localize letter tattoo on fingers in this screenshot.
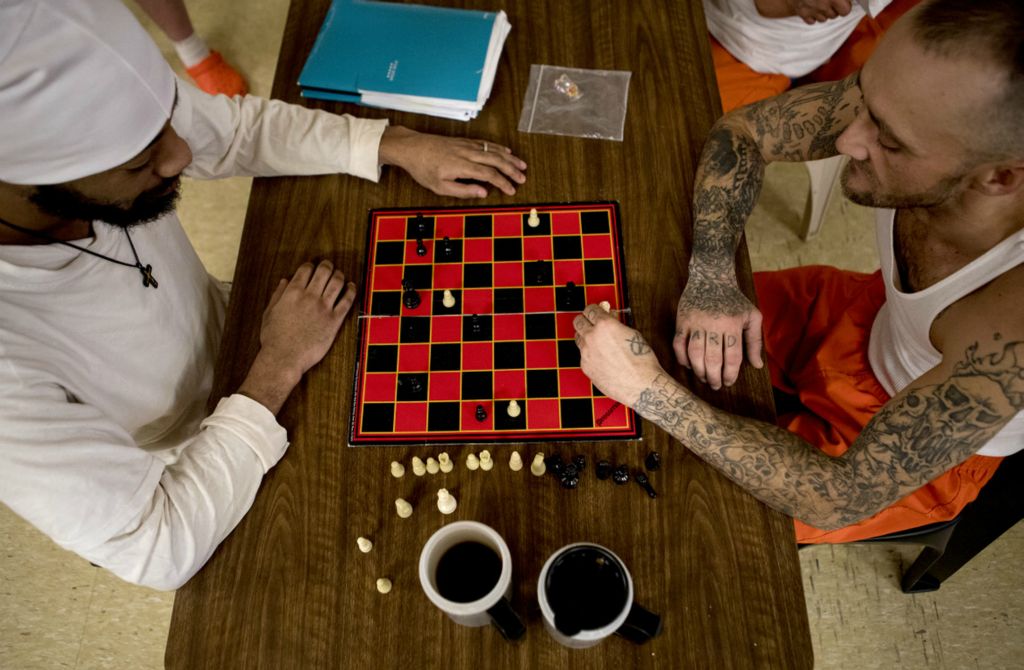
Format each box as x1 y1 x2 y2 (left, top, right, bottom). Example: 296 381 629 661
708 333 720 346
726 334 738 347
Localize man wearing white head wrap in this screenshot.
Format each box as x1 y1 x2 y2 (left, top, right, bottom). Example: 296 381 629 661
0 0 527 590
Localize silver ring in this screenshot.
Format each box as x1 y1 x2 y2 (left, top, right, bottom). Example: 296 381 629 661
482 142 489 153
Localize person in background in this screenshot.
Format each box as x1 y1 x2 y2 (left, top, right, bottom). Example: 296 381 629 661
133 0 248 96
704 0 920 112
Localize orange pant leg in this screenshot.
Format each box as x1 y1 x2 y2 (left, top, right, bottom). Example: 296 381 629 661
807 0 924 82
709 36 791 114
754 267 1003 543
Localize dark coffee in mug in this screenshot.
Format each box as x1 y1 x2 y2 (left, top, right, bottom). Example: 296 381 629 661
544 545 629 635
435 541 502 603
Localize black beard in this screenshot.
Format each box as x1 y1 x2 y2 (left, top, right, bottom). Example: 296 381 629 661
28 178 180 229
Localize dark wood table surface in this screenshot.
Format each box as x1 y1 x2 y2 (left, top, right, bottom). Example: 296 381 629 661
166 0 812 667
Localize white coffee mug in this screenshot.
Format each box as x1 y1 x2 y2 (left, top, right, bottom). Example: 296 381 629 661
418 521 525 640
537 542 662 649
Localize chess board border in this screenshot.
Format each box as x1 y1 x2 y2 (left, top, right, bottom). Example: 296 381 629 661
348 201 642 447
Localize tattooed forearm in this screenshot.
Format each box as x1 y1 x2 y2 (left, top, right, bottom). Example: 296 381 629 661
633 341 1024 529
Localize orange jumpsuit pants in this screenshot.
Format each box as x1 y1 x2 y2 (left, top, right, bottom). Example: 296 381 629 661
754 267 1003 543
712 0 921 114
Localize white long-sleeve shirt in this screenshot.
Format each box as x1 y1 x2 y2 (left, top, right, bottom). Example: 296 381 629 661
0 79 388 590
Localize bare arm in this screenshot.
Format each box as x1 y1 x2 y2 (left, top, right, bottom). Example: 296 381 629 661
577 306 1023 530
676 73 863 388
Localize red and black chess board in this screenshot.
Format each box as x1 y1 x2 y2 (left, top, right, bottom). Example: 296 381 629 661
349 202 641 446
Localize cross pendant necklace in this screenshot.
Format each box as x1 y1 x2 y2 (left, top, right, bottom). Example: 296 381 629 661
0 216 158 289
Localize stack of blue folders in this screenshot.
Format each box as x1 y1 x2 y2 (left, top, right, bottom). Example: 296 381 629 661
299 0 511 121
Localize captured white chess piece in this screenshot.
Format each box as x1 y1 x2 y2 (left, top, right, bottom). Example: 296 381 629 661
436 488 458 515
479 450 494 471
438 452 454 473
426 457 440 475
509 450 523 471
395 498 413 518
411 457 426 476
530 453 546 476
390 461 405 478
376 577 393 594
356 537 373 553
466 453 481 470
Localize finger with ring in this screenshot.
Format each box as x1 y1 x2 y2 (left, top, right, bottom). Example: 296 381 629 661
482 141 489 153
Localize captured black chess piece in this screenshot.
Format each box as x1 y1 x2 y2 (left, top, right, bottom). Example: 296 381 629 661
572 454 586 472
475 404 487 422
596 460 613 480
559 463 580 489
545 454 566 477
634 472 657 499
644 451 661 471
612 464 630 485
402 278 421 309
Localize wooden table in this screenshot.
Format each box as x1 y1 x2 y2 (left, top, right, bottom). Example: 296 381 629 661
167 0 812 667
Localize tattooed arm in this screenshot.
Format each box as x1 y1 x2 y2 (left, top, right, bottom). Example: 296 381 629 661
578 304 1024 530
676 74 863 390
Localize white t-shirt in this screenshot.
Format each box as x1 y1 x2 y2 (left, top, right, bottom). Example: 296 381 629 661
0 79 388 590
703 0 892 78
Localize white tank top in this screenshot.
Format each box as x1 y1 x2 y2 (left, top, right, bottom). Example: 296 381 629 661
868 209 1024 457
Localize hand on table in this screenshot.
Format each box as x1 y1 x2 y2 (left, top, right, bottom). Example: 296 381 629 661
673 273 763 390
240 260 357 413
378 125 527 199
573 304 667 408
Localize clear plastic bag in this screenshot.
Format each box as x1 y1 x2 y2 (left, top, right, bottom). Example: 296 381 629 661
518 65 632 141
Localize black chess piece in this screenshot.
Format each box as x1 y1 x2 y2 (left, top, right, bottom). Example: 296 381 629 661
545 454 565 477
407 375 423 395
612 464 630 485
563 281 577 308
644 451 661 471
572 454 586 472
442 236 453 258
414 213 427 235
596 460 613 480
534 260 546 285
415 237 427 257
401 279 421 309
634 472 658 499
470 314 481 334
559 467 580 489
475 404 487 422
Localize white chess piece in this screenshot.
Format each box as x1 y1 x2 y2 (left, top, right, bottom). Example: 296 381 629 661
466 453 480 470
599 300 611 312
411 456 426 476
507 399 521 418
438 452 454 473
530 453 546 476
436 488 458 515
426 457 440 474
376 577 393 594
479 450 493 471
442 289 456 308
528 207 540 228
395 498 413 518
390 461 405 478
509 451 523 471
356 537 373 553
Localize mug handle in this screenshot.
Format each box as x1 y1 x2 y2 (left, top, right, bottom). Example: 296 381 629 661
486 598 526 641
614 602 663 644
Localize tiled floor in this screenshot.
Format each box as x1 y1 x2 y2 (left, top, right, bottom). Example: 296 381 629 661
2 1 1021 668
